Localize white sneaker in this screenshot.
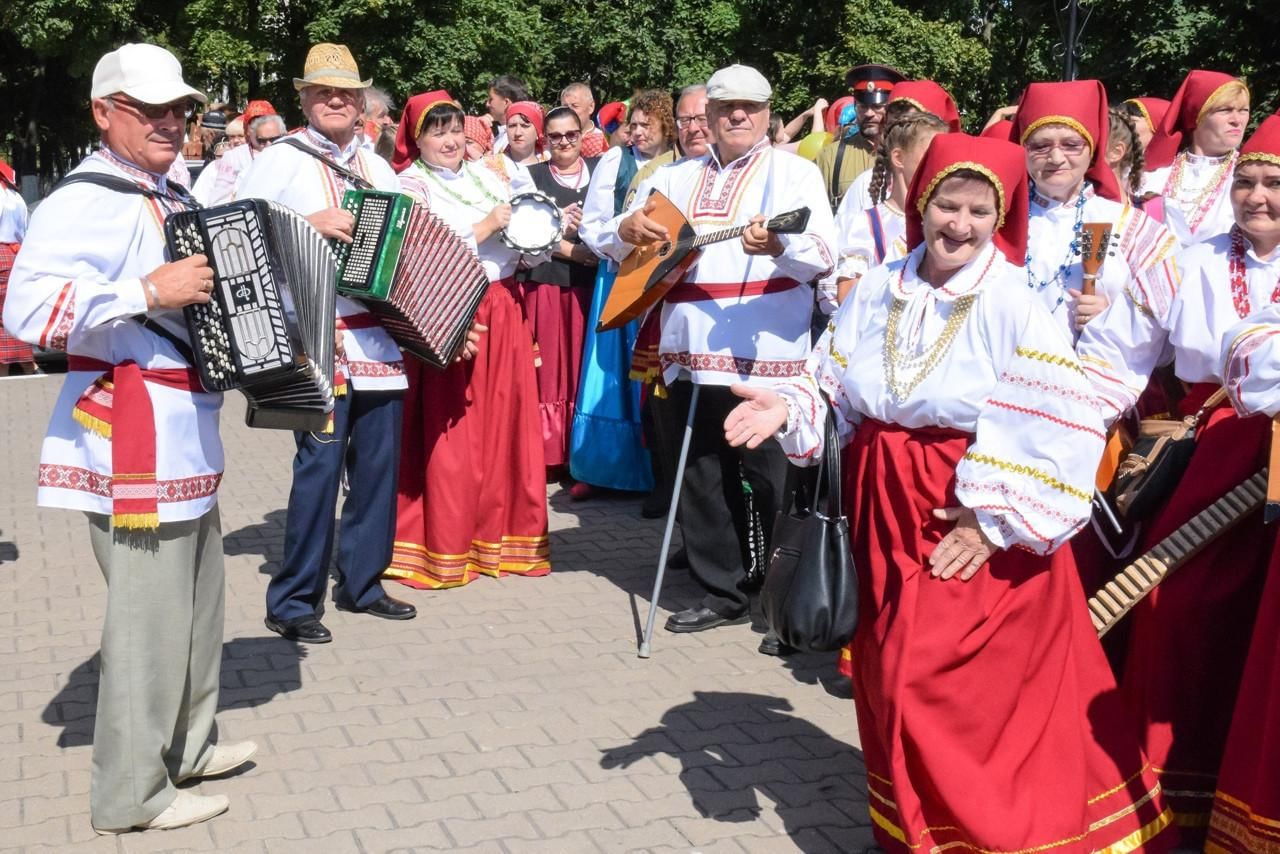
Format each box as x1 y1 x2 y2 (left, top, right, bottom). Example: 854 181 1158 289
93 791 229 834
178 741 258 783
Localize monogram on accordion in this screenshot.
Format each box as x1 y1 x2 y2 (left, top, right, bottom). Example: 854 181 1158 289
335 190 489 369
165 199 338 432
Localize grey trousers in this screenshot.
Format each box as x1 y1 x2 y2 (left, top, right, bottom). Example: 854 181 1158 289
86 507 224 829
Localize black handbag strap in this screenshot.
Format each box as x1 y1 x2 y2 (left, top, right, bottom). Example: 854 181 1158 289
273 136 374 190
814 399 843 516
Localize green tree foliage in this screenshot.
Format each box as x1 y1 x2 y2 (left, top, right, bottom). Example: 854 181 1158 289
1 0 1275 184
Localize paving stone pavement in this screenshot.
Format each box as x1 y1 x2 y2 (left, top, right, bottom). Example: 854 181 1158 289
0 374 872 854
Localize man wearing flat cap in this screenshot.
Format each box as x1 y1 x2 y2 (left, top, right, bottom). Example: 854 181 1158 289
238 43 415 644
604 64 837 640
817 63 906 209
4 42 255 833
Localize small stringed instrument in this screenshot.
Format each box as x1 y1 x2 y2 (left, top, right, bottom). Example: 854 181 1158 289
597 190 811 332
1077 221 1113 297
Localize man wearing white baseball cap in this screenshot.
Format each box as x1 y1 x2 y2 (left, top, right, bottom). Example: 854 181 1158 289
604 63 837 643
4 42 255 833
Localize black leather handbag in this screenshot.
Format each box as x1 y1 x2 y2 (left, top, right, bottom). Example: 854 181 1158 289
761 407 858 652
1111 387 1227 521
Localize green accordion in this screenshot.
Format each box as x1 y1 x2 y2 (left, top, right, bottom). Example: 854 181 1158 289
332 189 490 369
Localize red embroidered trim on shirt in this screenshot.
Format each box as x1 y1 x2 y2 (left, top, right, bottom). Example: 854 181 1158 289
661 351 806 377
40 282 74 350
689 149 766 220
985 398 1106 440
346 359 406 378
39 464 222 502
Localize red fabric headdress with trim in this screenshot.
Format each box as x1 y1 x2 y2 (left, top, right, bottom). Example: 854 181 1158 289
1240 114 1280 166
0 159 15 190
1011 79 1122 202
393 89 460 172
505 101 545 150
464 115 494 155
1123 97 1170 137
1145 70 1244 169
981 119 1014 141
889 80 962 133
906 133 1030 266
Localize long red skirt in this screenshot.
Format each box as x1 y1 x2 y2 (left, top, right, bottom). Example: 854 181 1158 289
1117 391 1271 843
385 281 550 589
1207 540 1280 853
0 242 34 365
849 420 1171 853
517 281 590 468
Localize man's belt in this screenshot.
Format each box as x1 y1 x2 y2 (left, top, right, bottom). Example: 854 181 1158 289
68 356 205 529
664 278 802 303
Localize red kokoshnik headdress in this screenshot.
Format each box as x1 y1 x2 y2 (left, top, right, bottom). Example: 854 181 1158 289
906 133 1030 266
392 89 461 172
1145 70 1246 169
1011 79 1123 202
1239 114 1280 167
889 80 963 133
1124 97 1171 137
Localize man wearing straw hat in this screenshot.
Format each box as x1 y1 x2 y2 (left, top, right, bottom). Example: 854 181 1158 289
238 44 416 644
5 42 256 833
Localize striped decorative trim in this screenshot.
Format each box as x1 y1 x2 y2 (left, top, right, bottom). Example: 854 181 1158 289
38 464 221 502
961 451 1091 503
1013 346 1086 376
387 536 551 590
986 398 1105 439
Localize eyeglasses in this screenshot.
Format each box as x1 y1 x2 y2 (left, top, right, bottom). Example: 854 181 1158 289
1025 139 1089 158
108 96 194 122
676 115 709 129
547 131 581 145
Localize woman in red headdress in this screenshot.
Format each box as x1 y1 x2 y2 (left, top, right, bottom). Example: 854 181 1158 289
503 101 547 166
0 160 33 375
1123 97 1171 155
1077 116 1280 846
1013 80 1179 343
1141 70 1250 245
725 133 1172 853
1211 130 1280 846
382 90 551 590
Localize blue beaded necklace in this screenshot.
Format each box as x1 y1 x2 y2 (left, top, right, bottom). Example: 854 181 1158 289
1025 182 1087 310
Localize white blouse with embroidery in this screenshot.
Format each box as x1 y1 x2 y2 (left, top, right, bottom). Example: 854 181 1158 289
236 128 408 391
1222 301 1280 417
597 140 837 387
772 241 1104 554
1078 228 1280 423
396 158 546 282
1024 183 1179 342
1140 151 1238 246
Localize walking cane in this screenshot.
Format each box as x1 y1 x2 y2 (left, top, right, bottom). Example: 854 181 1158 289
638 382 701 658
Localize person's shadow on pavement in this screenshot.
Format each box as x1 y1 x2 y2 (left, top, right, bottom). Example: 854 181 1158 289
600 690 873 853
40 636 308 749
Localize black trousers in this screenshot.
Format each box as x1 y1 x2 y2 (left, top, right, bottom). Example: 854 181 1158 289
666 380 793 616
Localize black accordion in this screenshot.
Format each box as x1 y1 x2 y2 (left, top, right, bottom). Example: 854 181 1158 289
335 190 489 368
165 199 338 431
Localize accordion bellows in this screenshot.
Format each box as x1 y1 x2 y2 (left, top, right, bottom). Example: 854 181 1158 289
166 199 338 432
336 190 490 369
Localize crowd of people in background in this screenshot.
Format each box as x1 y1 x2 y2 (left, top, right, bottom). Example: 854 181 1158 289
2 34 1280 854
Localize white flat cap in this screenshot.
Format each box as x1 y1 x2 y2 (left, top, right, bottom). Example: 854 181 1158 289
91 43 207 105
705 64 772 103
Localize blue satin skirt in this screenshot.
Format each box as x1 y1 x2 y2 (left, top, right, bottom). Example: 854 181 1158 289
568 262 653 491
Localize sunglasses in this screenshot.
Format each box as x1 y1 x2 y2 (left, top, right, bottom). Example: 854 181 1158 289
547 131 582 145
109 96 195 121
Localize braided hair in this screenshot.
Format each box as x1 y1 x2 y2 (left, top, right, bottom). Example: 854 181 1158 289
1108 107 1145 197
868 112 949 205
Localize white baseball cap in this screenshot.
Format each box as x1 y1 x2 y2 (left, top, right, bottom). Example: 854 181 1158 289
91 43 207 105
705 64 772 103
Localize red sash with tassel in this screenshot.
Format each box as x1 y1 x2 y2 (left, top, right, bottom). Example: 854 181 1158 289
68 356 204 529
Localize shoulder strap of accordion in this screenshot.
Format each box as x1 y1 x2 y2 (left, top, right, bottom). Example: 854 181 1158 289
54 172 200 209
273 137 374 191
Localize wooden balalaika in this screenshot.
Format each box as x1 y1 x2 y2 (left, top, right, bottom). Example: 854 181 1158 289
596 190 811 332
1078 220 1113 297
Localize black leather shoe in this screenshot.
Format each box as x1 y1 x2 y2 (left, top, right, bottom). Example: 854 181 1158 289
664 606 748 633
757 630 797 657
264 615 332 644
335 595 417 620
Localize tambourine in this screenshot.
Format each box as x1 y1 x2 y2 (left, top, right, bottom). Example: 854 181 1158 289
501 191 563 255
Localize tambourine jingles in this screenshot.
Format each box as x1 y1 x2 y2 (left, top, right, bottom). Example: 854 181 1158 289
500 191 563 255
